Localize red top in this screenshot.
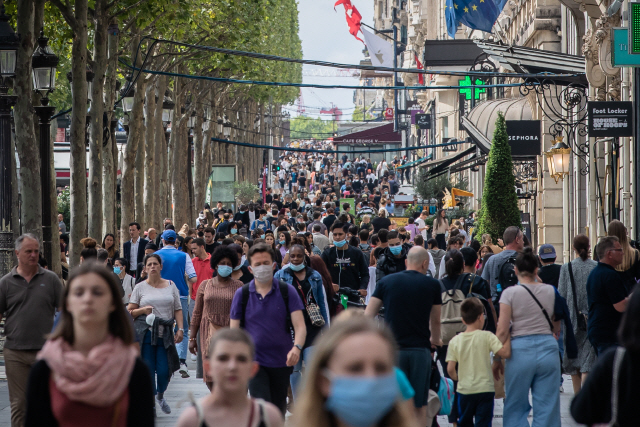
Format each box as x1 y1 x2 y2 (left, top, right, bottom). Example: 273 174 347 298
191 254 214 300
50 377 129 427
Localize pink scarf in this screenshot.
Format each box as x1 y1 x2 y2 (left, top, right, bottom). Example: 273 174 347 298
38 335 137 407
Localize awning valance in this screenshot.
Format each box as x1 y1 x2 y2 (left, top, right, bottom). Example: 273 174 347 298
333 123 401 145
461 97 534 158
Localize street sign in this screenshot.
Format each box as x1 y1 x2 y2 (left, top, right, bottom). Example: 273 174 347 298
588 101 633 137
415 114 431 129
505 120 541 157
611 28 640 66
384 107 394 120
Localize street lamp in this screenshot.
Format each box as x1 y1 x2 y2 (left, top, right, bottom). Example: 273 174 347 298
32 30 59 268
545 136 571 184
187 111 197 129
217 117 224 134
223 116 231 137
119 75 135 113
0 7 19 277
162 90 175 123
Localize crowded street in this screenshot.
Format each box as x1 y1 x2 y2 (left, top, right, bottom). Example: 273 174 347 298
3 0 640 426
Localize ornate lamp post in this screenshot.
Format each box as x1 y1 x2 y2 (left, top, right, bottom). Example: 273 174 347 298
32 30 59 268
0 9 19 276
545 136 571 184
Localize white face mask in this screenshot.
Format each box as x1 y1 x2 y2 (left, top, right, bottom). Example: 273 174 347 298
252 264 274 283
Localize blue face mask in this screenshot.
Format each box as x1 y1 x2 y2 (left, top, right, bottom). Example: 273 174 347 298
289 262 305 272
217 265 233 277
325 372 399 427
233 264 243 271
389 245 403 256
260 235 266 239
230 228 237 234
279 240 286 245
334 239 347 248
239 211 245 214
113 267 121 275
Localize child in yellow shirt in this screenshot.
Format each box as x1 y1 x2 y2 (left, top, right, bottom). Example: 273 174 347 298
446 298 511 427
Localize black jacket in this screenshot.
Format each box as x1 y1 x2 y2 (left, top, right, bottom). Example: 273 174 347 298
321 245 369 291
123 238 148 271
25 358 154 427
376 246 407 283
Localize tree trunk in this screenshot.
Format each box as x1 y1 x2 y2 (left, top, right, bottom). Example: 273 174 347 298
193 102 204 214
67 0 89 266
120 32 146 253
153 76 167 229
102 19 118 236
14 0 42 239
88 0 108 240
171 114 189 228
134 113 144 228
143 78 157 231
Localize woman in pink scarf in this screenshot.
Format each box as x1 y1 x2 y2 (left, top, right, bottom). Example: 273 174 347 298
25 262 154 427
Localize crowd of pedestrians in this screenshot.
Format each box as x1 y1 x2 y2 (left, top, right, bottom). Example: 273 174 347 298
1 143 638 427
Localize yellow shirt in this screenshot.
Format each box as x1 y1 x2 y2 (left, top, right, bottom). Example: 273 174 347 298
445 330 503 394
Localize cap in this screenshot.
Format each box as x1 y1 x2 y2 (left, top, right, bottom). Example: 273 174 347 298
162 229 177 243
538 244 556 260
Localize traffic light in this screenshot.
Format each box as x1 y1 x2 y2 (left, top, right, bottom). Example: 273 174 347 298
630 2 640 53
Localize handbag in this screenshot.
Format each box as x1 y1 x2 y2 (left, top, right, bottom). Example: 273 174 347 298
568 263 588 332
294 276 326 327
438 376 454 416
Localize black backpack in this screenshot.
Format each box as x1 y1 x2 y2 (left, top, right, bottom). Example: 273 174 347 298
497 255 518 290
240 280 292 336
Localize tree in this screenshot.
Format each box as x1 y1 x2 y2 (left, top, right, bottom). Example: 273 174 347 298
234 181 259 205
476 111 521 240
415 172 468 205
290 116 334 139
352 106 374 121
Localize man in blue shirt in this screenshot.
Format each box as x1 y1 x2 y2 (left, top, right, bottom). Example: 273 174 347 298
587 236 629 356
157 229 197 375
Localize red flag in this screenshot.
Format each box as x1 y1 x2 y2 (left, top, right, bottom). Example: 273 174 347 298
334 0 363 42
415 54 424 85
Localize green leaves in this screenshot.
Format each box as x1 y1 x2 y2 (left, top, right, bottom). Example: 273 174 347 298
476 111 522 240
290 116 335 139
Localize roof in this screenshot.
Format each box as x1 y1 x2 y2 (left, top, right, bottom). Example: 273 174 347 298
332 123 401 145
461 97 533 155
473 40 587 86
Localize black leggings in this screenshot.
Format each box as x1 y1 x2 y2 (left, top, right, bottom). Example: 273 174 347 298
249 365 293 415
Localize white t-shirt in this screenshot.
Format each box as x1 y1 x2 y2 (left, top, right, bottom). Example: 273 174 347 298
416 218 428 239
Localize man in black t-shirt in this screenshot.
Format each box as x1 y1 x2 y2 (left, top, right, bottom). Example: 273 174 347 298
365 246 442 426
537 244 562 288
203 227 219 254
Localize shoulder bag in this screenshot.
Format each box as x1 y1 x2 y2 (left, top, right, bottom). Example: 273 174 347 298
520 284 554 332
293 275 325 327
567 262 588 332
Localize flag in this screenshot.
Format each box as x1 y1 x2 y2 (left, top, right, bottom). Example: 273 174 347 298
445 0 506 38
415 54 424 85
335 0 363 42
362 27 394 68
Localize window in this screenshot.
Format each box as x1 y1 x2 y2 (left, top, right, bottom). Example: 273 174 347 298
442 116 449 138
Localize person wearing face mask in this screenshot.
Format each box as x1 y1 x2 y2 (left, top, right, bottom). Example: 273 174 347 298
375 231 408 284
274 244 329 399
113 257 136 305
188 246 243 391
229 243 254 284
291 316 418 427
234 206 250 236
230 243 307 415
321 222 370 295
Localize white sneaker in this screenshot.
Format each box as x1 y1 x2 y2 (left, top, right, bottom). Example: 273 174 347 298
156 397 171 414
179 363 190 378
190 354 197 361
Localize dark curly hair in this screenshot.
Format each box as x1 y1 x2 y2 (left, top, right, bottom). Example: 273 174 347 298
210 245 239 269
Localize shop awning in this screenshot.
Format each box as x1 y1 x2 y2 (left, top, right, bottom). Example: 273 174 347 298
426 146 477 176
473 40 587 87
332 123 401 145
397 153 433 169
461 97 536 158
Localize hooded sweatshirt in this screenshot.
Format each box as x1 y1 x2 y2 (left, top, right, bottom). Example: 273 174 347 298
429 248 446 277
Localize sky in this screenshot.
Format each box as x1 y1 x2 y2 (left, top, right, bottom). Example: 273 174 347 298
292 0 374 121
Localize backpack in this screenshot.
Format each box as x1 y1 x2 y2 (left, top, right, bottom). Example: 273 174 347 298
439 275 468 344
497 254 518 294
358 244 372 265
240 280 292 336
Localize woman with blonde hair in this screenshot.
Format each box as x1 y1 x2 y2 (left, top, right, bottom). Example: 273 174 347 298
291 316 418 427
607 219 640 291
178 223 189 238
481 233 502 254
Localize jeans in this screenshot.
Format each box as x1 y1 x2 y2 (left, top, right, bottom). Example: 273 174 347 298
557 325 564 385
4 348 38 427
457 392 494 427
141 333 170 395
175 296 189 361
504 335 561 427
249 365 293 415
290 346 314 400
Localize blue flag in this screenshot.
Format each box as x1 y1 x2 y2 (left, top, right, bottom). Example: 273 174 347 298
445 0 506 38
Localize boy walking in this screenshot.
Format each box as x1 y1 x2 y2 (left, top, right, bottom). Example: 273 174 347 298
446 298 511 427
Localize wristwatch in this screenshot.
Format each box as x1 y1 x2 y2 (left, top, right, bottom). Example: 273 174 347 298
178 328 185 332
294 344 303 351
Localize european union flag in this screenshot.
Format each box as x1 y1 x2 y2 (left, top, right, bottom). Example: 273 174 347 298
445 0 507 38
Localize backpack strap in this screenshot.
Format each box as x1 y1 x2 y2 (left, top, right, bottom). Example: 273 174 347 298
467 273 476 295
240 283 251 329
567 262 581 320
520 284 554 332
